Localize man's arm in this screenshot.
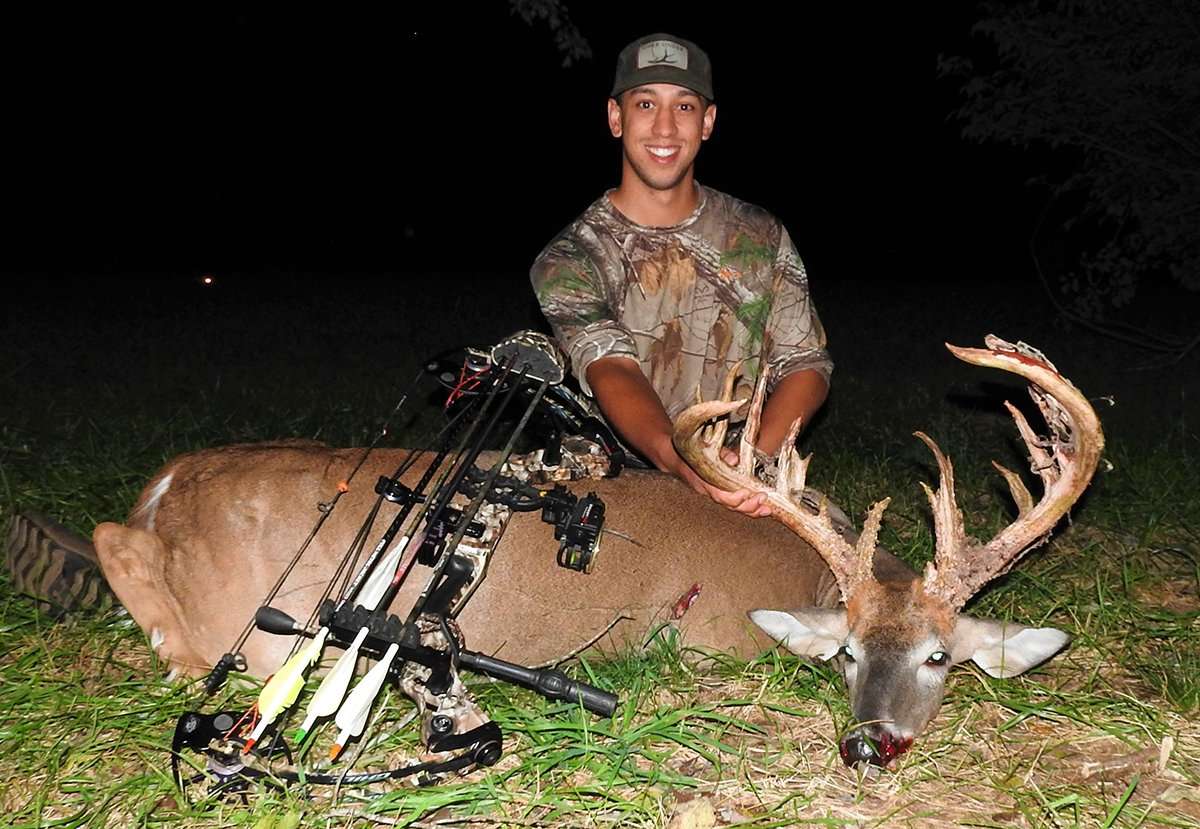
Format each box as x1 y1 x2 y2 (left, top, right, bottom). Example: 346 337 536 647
754 369 829 455
585 356 772 517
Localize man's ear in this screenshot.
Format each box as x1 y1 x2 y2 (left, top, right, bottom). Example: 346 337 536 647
749 608 848 660
951 615 1070 678
607 97 623 137
701 103 716 141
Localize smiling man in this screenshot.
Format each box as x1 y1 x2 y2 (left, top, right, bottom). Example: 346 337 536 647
531 33 832 517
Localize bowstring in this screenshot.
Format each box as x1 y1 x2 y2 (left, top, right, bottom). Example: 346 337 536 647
218 365 426 665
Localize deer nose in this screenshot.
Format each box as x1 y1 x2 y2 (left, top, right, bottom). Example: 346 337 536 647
839 727 913 768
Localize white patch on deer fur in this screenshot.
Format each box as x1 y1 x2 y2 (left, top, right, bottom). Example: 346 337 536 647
150 626 165 650
130 471 174 531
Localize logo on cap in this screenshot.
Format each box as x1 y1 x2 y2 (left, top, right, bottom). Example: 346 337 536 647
637 40 689 71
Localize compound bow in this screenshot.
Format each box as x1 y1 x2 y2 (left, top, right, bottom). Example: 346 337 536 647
171 332 622 799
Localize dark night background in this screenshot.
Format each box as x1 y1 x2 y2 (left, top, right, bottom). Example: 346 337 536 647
7 4 1001 283
3 3 1197 450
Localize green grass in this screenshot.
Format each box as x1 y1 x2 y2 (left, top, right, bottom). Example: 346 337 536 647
2 276 1199 826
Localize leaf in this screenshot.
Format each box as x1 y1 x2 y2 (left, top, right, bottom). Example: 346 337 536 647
720 233 774 269
735 294 772 356
638 244 696 301
710 306 733 367
536 264 596 303
664 247 697 302
648 319 685 393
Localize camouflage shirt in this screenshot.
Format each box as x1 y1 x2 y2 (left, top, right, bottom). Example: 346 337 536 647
530 185 832 421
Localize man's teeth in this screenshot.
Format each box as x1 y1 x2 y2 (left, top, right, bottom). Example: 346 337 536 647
648 147 677 158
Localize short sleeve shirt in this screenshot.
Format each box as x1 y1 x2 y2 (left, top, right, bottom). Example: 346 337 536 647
530 185 832 421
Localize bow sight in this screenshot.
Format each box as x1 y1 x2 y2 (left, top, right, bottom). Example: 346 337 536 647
172 332 619 798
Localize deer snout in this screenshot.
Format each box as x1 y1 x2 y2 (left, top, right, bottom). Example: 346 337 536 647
838 725 913 768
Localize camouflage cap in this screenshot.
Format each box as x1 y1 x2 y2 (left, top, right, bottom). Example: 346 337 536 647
610 33 713 101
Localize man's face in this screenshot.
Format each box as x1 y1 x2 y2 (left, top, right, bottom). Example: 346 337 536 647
608 84 716 194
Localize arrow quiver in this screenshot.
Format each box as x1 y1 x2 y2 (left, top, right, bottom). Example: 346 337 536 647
172 332 620 800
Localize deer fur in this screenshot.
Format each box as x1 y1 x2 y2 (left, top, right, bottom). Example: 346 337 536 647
92 444 859 679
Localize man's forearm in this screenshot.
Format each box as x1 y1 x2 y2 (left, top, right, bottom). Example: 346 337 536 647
754 369 829 455
584 357 681 473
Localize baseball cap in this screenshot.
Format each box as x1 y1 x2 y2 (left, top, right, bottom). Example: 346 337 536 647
610 33 714 101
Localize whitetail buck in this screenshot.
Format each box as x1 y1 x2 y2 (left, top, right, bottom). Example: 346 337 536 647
77 335 1101 767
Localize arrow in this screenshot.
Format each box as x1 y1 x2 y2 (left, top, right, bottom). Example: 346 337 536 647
330 642 399 760
242 627 328 753
355 536 408 612
291 537 410 744
292 626 369 743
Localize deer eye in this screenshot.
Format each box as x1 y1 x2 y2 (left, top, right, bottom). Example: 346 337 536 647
926 651 949 667
837 645 855 663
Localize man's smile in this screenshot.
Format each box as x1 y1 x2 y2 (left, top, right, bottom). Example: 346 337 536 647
646 145 681 162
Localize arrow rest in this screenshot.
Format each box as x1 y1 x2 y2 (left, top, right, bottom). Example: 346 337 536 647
174 333 623 800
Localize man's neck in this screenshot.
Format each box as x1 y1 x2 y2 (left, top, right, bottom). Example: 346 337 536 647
608 176 700 227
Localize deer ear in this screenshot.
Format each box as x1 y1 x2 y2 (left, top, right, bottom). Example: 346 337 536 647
749 608 849 660
951 616 1070 678
93 522 202 674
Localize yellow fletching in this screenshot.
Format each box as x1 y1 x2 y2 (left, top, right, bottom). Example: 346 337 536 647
256 629 328 718
256 651 309 718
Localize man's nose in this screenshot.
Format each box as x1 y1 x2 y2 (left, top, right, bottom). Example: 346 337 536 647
652 108 676 137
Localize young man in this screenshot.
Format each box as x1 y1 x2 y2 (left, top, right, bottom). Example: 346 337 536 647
531 33 832 517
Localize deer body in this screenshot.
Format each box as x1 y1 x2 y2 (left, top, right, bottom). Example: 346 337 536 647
88 336 1103 767
92 444 852 679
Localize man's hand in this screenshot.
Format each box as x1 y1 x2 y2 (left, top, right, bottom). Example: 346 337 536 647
675 458 772 518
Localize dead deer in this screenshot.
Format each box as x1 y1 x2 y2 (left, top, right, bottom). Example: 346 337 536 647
674 335 1104 765
81 335 1101 767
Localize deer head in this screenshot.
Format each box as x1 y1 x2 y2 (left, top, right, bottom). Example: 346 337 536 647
673 336 1104 767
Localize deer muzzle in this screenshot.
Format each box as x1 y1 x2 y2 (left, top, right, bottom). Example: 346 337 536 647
839 725 913 768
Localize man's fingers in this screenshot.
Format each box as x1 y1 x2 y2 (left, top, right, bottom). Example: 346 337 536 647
738 493 772 518
708 487 770 518
680 469 772 519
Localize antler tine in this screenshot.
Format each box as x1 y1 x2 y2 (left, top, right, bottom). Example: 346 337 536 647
922 337 1106 611
704 360 743 452
774 414 810 498
913 431 972 572
854 498 891 590
738 368 770 477
673 366 869 601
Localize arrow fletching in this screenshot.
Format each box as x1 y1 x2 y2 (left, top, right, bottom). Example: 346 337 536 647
242 627 328 753
330 641 399 760
355 536 408 612
293 626 369 743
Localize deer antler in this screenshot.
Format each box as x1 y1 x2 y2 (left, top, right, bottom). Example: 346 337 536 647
919 335 1105 610
673 336 1105 610
672 367 887 601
